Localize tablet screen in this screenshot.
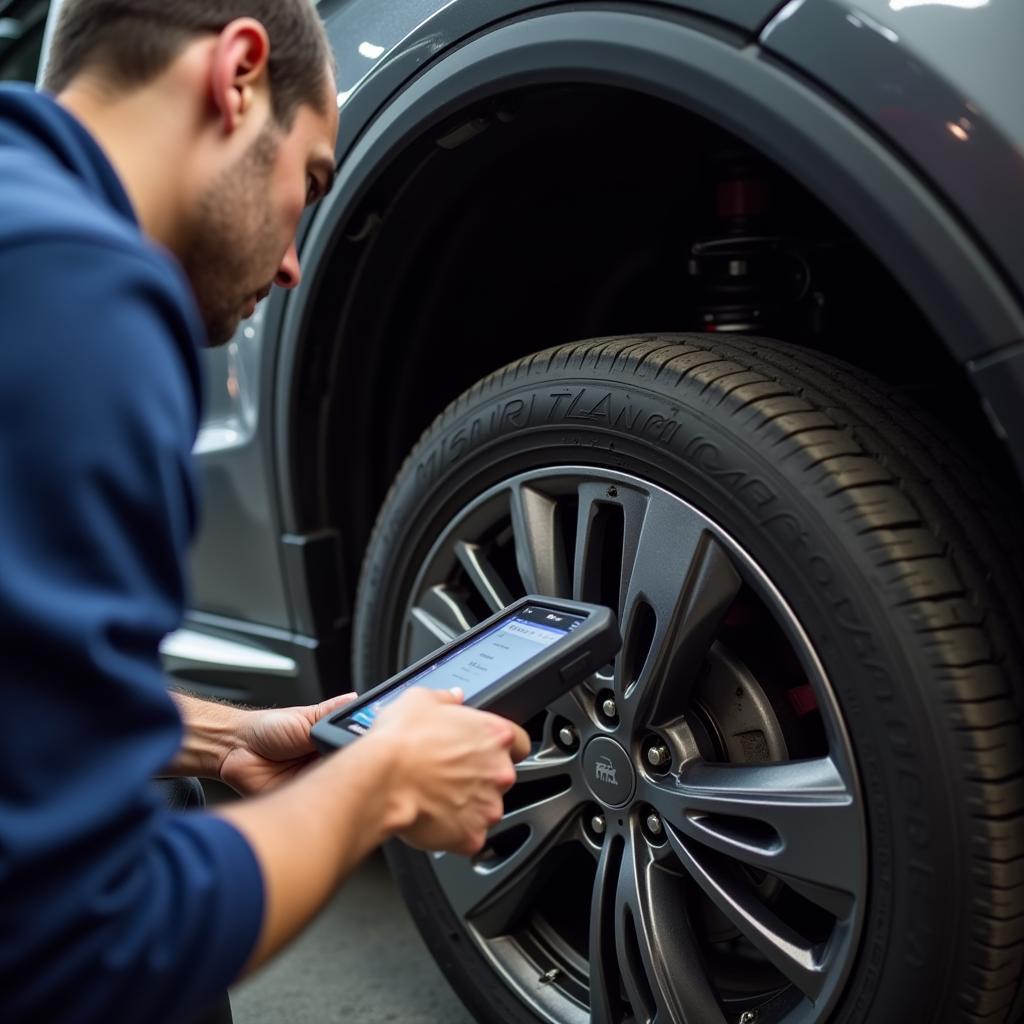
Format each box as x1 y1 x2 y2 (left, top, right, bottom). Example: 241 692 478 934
346 604 586 731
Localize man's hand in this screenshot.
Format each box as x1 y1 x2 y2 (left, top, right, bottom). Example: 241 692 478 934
166 690 358 795
214 685 530 973
219 692 358 796
366 687 531 855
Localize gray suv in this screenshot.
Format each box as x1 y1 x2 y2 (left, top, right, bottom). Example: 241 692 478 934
10 1 1024 1022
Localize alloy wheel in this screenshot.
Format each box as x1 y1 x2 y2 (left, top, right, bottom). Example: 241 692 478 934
398 466 866 1024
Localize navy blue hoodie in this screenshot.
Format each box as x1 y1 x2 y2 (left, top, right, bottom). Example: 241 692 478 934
0 84 263 1023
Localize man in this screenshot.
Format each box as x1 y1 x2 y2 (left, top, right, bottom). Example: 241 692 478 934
0 2 529 1022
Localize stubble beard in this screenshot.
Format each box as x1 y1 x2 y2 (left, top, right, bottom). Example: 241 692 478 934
180 125 282 347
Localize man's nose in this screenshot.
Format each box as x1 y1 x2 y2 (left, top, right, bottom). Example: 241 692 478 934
275 242 302 289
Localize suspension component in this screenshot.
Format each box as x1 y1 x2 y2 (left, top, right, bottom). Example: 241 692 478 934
688 148 818 336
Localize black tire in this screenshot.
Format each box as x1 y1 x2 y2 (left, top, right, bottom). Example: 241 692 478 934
353 334 1024 1024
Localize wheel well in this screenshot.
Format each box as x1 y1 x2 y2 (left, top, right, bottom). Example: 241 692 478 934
292 84 1014 609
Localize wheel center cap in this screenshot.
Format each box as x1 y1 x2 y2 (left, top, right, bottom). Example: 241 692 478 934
583 736 636 808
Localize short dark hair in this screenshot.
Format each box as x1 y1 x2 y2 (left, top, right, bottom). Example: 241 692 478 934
42 0 334 127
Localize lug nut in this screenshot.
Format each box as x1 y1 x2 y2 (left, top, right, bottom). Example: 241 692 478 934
590 814 606 836
557 724 578 748
646 813 663 837
646 743 671 768
601 697 618 719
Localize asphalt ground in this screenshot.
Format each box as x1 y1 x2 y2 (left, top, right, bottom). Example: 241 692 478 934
229 850 475 1024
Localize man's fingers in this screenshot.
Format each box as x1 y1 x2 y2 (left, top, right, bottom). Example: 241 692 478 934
422 686 463 705
378 686 464 726
312 692 358 720
495 766 517 793
508 723 531 763
479 713 531 762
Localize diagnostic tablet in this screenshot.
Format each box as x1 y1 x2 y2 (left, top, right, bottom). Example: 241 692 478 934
311 595 620 752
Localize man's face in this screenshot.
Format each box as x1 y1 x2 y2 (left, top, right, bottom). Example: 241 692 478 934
180 84 339 346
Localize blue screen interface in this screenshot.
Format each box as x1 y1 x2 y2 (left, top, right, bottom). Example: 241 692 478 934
345 605 586 733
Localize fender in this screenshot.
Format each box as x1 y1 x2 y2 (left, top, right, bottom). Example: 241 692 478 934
317 0 786 170
270 3 1024 542
761 0 1024 472
762 0 1024 320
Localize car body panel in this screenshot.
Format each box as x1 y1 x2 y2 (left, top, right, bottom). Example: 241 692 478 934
186 306 292 630
761 0 1024 348
319 0 787 121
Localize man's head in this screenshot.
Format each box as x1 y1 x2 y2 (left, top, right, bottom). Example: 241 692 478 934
45 0 339 344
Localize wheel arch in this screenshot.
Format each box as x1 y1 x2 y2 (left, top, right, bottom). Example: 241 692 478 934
271 5 1024 646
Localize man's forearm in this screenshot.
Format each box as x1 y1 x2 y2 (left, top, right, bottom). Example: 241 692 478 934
165 690 406 971
214 732 410 973
164 690 247 780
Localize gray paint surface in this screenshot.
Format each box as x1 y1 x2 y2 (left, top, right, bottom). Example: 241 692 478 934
320 0 783 161
189 309 292 629
320 0 786 101
762 0 1024 329
833 0 1024 147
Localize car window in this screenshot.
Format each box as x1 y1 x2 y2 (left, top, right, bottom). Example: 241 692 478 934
0 0 49 83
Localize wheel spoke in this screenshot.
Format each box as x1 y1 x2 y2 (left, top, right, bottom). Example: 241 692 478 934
430 771 582 937
616 821 727 1024
618 491 742 728
587 835 624 1024
509 483 571 597
666 834 831 1001
647 757 861 916
454 540 514 612
571 482 648 614
408 585 479 657
544 687 592 732
513 745 578 783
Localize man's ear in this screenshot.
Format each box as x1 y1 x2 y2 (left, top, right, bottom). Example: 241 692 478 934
209 17 271 134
